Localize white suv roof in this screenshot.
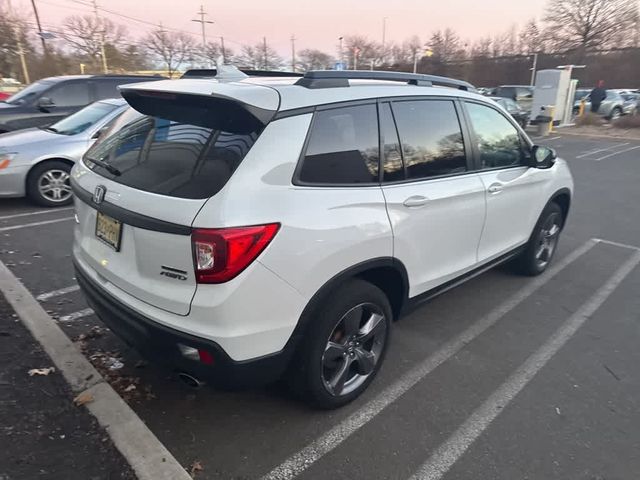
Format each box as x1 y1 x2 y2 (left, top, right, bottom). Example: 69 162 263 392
119 70 481 114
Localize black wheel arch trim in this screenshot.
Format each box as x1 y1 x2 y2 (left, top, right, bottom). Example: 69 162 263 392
70 176 192 235
549 187 572 225
284 257 409 354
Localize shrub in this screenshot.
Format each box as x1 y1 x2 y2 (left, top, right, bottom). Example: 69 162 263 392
612 114 640 129
575 112 605 127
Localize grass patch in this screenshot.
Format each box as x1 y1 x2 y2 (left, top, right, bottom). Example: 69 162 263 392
612 114 640 129
575 112 605 127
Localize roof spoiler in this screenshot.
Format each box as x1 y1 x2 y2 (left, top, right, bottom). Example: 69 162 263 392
120 89 276 133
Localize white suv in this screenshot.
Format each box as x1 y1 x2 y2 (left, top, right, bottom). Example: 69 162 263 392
71 69 573 408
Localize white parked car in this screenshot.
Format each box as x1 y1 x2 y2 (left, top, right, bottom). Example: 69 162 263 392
0 98 127 206
71 69 573 408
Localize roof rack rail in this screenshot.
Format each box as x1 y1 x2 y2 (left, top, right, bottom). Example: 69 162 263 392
181 68 303 79
295 70 475 91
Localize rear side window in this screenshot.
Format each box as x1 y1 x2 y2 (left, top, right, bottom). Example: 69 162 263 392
84 108 260 199
298 104 379 185
391 100 466 180
466 102 524 169
94 79 124 100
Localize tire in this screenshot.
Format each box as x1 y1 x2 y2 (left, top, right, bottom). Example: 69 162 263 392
26 160 73 207
514 202 563 276
609 107 622 121
288 279 392 409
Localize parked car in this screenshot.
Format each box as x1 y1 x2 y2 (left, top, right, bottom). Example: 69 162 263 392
71 69 573 408
573 89 625 119
494 85 534 112
490 96 529 128
0 98 127 206
0 74 163 133
621 93 639 115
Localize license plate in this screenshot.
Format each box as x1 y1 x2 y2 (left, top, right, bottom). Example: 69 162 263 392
95 212 122 251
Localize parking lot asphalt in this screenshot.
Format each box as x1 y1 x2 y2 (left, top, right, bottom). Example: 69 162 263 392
2 133 640 479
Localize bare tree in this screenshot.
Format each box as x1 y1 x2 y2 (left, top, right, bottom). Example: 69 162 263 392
63 15 127 66
471 36 493 58
544 0 640 54
236 41 282 70
343 35 379 69
519 19 543 54
296 49 334 71
144 27 195 76
429 28 464 62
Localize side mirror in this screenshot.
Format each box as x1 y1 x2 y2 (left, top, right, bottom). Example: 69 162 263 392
37 97 55 111
531 145 557 169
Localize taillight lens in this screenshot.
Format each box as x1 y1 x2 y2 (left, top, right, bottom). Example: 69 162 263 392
192 223 280 283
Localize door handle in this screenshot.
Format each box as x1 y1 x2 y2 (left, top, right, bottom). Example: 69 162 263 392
487 183 504 194
402 195 430 208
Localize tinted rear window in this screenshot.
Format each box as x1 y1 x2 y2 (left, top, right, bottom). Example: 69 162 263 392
297 104 379 185
84 107 260 199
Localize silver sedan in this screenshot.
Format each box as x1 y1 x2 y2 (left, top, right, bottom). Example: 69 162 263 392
0 98 127 207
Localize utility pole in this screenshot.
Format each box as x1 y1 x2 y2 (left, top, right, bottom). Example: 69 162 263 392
530 52 538 86
6 0 30 83
290 35 296 72
382 17 387 48
29 0 47 54
219 36 227 63
192 5 214 65
263 37 268 70
339 36 344 67
91 0 108 73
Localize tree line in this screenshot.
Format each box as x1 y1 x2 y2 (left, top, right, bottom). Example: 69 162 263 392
0 0 638 84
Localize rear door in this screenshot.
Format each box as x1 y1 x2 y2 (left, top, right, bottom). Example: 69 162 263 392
380 99 486 296
462 100 548 262
72 87 275 315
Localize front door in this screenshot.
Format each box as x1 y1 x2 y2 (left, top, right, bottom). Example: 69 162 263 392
379 99 486 297
463 101 548 262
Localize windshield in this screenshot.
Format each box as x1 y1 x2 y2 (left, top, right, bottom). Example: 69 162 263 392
84 105 262 199
5 80 52 105
46 102 120 136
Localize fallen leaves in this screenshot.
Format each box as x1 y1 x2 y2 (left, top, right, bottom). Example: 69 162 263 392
189 460 204 477
73 392 94 406
28 367 55 376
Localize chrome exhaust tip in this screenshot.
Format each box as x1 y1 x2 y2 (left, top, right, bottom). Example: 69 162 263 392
178 372 203 389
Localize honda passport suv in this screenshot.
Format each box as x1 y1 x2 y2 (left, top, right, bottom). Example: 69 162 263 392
71 68 573 409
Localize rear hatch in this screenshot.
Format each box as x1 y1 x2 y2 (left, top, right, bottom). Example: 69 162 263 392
72 79 279 315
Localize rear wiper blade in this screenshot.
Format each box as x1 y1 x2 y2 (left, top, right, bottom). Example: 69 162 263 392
86 157 121 176
44 126 59 133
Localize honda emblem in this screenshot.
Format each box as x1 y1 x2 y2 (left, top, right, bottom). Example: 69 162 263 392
93 185 106 204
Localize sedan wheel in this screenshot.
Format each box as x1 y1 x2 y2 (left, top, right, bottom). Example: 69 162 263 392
38 169 72 204
534 212 561 270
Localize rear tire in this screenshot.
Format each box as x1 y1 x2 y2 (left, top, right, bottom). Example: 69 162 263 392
514 202 563 276
609 107 622 121
26 160 73 207
288 279 392 409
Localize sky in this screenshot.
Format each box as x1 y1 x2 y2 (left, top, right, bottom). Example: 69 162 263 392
14 0 549 57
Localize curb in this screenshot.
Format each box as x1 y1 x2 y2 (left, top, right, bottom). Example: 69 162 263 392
556 130 640 141
0 260 191 480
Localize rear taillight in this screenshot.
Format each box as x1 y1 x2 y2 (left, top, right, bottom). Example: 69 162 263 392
191 223 280 283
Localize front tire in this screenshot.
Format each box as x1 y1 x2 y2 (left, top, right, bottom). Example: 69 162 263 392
289 279 392 409
26 160 73 207
515 202 563 276
609 107 622 121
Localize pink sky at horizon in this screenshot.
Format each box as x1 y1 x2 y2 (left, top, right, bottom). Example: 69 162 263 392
15 0 548 57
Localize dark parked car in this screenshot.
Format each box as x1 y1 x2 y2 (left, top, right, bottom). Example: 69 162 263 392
0 74 163 133
494 85 534 113
491 96 529 128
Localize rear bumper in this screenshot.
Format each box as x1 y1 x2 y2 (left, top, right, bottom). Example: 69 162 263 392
74 261 295 387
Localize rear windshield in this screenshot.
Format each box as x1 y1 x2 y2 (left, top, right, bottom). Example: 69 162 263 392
84 107 261 199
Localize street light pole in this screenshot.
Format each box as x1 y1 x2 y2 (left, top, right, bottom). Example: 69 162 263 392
192 5 214 66
530 53 538 86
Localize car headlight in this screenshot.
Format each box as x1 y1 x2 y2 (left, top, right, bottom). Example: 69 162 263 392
0 152 17 169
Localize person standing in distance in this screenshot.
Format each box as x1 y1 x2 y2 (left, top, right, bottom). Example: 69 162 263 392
590 80 607 113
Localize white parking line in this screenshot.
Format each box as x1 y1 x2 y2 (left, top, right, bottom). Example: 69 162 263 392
0 216 74 232
36 284 80 301
575 143 629 159
409 250 640 480
261 239 597 480
593 145 640 161
0 207 74 221
58 308 94 322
